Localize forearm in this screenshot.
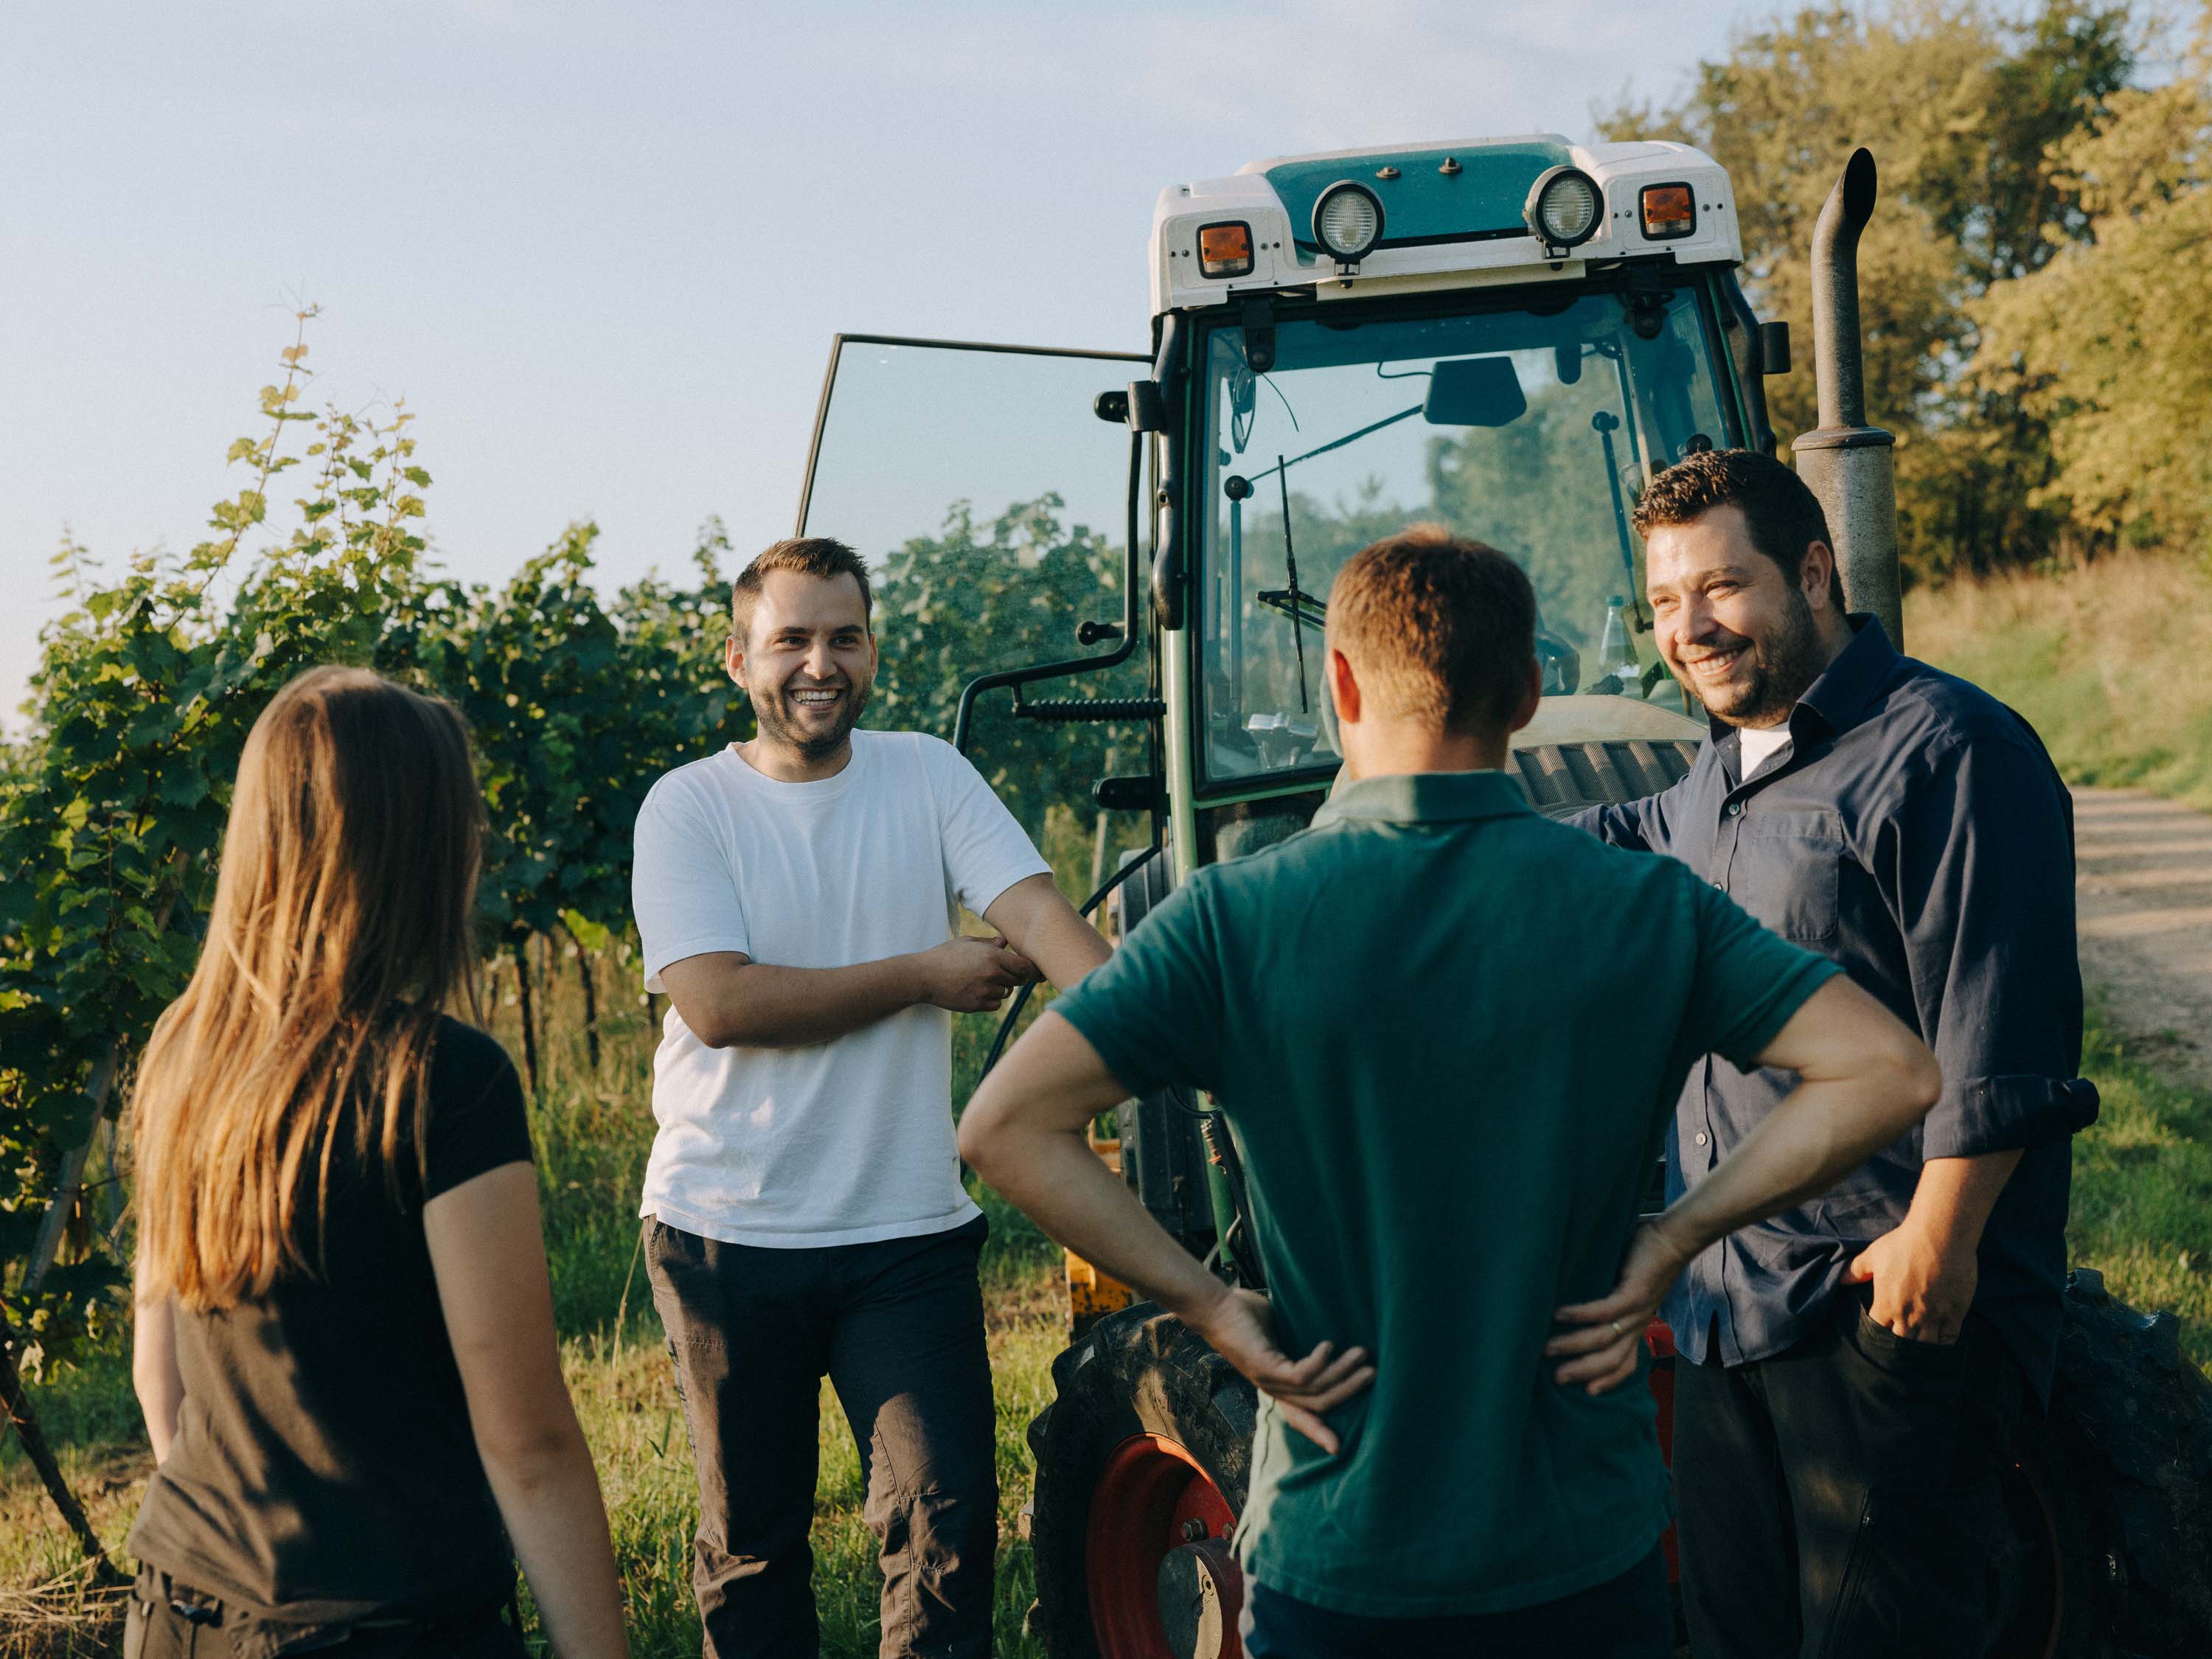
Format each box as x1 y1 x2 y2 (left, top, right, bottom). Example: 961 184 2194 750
967 1124 1223 1321
686 957 923 1048
1660 1068 1930 1259
1019 906 1113 990
481 1419 630 1659
986 873 1113 990
1905 1150 2023 1252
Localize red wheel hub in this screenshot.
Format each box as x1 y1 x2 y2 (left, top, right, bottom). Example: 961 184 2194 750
1644 1318 1683 1587
1086 1433 1242 1658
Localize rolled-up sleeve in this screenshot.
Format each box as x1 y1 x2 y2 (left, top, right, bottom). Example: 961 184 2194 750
1892 734 2099 1158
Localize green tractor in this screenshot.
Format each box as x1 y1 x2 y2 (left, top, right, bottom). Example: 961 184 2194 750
796 136 2212 1659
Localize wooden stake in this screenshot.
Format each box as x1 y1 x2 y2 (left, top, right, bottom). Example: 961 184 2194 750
512 939 540 1096
577 952 601 1072
0 1299 125 1587
23 1044 122 1296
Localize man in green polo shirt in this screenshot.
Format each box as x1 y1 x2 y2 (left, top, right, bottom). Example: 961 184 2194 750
959 527 1943 1658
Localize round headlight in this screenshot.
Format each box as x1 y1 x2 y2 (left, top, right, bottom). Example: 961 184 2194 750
1312 181 1385 262
1526 167 1603 249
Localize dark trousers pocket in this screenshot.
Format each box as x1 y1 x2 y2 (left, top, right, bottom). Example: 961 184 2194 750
1820 1476 2006 1658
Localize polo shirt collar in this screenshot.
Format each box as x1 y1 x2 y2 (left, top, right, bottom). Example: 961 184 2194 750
1312 768 1531 830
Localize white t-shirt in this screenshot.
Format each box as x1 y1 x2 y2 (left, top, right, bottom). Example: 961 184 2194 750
630 731 1051 1247
1736 722 1792 777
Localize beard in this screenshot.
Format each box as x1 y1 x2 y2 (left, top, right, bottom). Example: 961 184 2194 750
1701 591 1828 728
751 674 872 760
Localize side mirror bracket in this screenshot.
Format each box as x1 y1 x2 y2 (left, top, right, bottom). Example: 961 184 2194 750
1126 380 1167 434
1757 320 1792 376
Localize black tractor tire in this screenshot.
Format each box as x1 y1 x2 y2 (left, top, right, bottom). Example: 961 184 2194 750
2026 1269 2212 1658
1025 1303 1258 1659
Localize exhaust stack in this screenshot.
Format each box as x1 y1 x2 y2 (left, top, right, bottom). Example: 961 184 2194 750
1793 147 1902 646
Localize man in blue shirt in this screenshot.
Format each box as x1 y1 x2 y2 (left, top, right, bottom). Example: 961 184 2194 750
961 528 1946 1658
1574 451 2099 1658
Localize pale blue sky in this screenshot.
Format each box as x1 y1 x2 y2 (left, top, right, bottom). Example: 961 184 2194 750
1 1 1767 717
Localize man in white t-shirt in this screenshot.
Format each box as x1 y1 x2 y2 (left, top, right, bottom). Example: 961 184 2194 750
631 535 1109 1659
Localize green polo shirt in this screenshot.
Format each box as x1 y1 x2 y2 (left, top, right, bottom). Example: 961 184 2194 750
1053 769 1838 1617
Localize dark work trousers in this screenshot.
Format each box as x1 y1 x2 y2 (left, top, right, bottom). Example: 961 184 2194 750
644 1212 998 1659
1673 1289 2028 1659
1239 1544 1673 1659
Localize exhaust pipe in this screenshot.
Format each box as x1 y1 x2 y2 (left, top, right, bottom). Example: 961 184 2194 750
1792 147 1903 647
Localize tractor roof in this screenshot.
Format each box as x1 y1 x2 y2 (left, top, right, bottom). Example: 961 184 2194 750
1150 133 1740 316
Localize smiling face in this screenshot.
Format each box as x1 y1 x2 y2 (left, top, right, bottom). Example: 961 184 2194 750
1645 504 1844 728
727 568 877 771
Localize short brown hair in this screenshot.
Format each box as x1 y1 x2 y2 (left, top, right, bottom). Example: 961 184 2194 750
1327 526 1536 731
1632 450 1845 611
731 537 874 642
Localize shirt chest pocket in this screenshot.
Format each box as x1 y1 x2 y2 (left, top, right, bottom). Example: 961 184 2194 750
1726 810 1846 943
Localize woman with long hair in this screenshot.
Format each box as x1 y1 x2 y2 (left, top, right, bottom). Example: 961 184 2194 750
125 666 628 1658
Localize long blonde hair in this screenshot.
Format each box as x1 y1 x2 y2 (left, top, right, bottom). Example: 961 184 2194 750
133 666 484 1310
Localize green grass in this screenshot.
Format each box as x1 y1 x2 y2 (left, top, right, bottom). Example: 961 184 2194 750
2066 1005 2212 1377
1907 552 2212 813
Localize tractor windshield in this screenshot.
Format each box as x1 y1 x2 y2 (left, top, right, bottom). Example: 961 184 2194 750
1197 283 1736 783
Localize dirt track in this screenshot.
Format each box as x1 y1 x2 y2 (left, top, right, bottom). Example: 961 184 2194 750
2072 786 2212 1092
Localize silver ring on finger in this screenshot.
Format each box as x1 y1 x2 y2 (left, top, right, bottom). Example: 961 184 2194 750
1609 1318 1625 1338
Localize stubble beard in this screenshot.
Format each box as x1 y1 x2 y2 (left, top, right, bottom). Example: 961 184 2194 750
1709 591 1828 730
752 677 872 762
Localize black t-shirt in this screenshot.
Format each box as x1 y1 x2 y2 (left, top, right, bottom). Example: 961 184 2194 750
128 1018 534 1621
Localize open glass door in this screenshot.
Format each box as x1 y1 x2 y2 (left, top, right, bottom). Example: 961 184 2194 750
800 333 1158 1097
798 333 1150 841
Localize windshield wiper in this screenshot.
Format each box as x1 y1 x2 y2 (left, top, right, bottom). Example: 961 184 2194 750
1591 410 1645 625
1255 588 1328 630
1242 403 1423 489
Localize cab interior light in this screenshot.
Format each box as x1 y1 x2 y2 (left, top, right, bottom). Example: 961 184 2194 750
1641 183 1697 239
1197 220 1255 279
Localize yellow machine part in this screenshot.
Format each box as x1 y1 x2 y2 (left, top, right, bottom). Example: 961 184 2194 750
1066 1127 1135 1329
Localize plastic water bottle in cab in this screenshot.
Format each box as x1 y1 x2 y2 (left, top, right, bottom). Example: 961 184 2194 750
1596 596 1641 696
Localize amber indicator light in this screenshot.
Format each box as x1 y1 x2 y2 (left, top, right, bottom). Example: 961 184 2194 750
1197 221 1255 278
1641 183 1697 239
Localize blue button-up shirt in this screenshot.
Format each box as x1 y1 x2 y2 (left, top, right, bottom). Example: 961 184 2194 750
1573 616 2098 1395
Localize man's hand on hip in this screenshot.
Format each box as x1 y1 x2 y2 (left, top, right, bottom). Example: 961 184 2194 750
1845 1217 1976 1343
916 935 1040 1013
1548 1217 1697 1394
1183 1285 1374 1455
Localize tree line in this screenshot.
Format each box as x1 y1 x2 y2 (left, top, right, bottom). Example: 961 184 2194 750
1604 0 2212 577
